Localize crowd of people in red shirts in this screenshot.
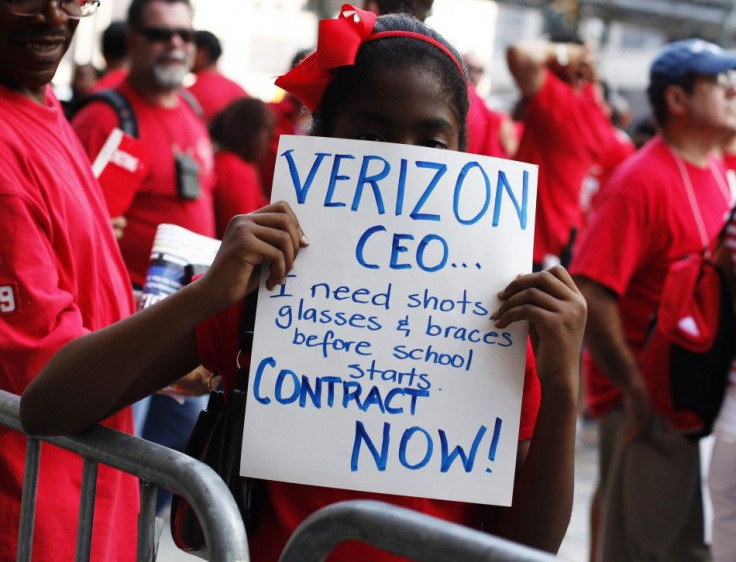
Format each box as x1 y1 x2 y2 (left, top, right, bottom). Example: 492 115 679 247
3 0 736 561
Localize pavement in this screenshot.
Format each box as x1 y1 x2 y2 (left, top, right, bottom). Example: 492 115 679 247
155 417 599 561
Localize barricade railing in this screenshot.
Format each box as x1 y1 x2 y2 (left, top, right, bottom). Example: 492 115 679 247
0 389 248 562
280 499 558 562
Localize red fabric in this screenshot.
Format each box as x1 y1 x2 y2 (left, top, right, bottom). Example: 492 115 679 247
275 5 464 114
570 136 732 419
0 84 138 562
721 152 736 174
515 71 614 264
213 151 268 238
72 80 216 287
581 129 636 226
92 68 128 92
96 131 152 217
260 97 306 197
195 297 540 560
186 69 249 123
466 83 510 159
275 5 376 112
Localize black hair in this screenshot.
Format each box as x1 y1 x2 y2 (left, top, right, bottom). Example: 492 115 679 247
631 116 657 148
127 0 192 29
647 71 697 127
310 13 469 151
549 31 584 45
371 0 433 20
102 21 128 61
195 30 222 64
74 63 102 81
209 98 275 161
290 48 312 70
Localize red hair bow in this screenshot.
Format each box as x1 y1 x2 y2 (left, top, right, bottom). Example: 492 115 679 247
275 4 377 112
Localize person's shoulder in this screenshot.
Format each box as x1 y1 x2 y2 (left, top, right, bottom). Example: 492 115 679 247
605 138 673 195
202 70 245 90
215 149 242 168
215 151 257 177
70 90 123 129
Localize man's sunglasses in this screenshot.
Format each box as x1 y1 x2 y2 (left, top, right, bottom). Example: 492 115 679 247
135 27 195 43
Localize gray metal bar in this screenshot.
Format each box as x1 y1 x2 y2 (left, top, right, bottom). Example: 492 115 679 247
75 459 98 562
137 481 158 562
280 500 558 562
0 390 249 562
16 437 40 562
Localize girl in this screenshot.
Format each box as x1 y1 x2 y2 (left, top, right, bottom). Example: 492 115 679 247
21 5 585 560
209 97 275 238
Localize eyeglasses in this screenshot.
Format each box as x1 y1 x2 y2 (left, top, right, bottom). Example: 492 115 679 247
135 27 195 43
2 0 100 19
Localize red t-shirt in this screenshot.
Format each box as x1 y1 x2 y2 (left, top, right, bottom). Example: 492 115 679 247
0 85 138 562
515 71 614 264
92 68 128 92
72 80 217 286
195 298 541 561
570 136 732 418
213 150 269 238
466 84 511 159
579 128 636 227
721 151 736 174
187 69 249 123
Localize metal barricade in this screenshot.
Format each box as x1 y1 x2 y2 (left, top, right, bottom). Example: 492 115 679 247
280 499 558 562
0 390 248 562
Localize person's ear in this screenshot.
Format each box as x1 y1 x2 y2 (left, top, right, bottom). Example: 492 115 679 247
664 84 689 117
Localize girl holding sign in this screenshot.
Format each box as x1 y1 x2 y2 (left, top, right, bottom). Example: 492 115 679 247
21 4 586 560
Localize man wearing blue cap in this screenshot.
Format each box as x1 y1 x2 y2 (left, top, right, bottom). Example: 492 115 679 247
571 38 736 561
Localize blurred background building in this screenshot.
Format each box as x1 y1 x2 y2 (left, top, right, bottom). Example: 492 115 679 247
57 0 736 131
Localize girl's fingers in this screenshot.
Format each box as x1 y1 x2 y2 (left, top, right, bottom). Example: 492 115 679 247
250 201 310 249
498 266 577 301
245 223 299 270
492 266 585 330
493 298 559 329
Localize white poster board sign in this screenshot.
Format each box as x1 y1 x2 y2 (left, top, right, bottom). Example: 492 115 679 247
242 135 538 506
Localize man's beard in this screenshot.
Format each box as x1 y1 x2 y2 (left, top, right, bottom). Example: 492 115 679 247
152 61 189 90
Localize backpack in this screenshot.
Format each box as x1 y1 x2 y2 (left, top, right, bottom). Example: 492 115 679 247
641 205 736 439
169 291 265 554
69 88 204 137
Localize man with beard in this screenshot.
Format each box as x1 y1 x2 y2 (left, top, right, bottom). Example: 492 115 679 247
74 0 215 287
72 0 215 514
0 1 138 559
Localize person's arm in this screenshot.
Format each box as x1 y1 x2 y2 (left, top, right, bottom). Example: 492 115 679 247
20 202 308 435
498 114 519 158
574 276 653 437
506 40 591 99
480 265 586 553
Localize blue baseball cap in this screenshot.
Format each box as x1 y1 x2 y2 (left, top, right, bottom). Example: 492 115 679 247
650 39 736 82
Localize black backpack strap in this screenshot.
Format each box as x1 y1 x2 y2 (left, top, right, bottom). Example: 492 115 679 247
717 203 736 246
71 89 138 137
178 88 204 121
236 291 259 391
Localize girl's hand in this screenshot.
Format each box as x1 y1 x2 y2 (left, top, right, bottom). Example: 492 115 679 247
492 265 586 391
198 201 309 313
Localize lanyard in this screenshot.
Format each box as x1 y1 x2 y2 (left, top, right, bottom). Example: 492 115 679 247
670 148 731 259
